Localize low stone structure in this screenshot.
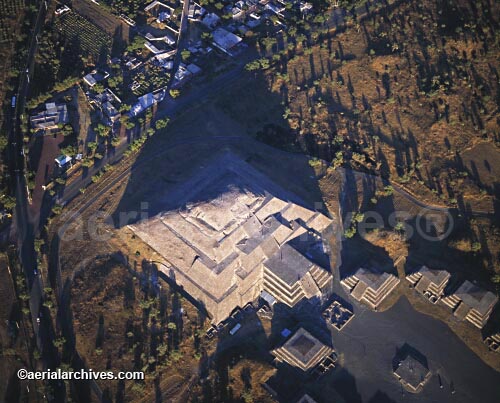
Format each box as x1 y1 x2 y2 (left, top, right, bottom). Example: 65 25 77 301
271 327 334 372
130 152 336 323
441 280 498 329
341 267 399 310
406 265 450 303
484 333 500 353
393 354 431 393
322 299 354 331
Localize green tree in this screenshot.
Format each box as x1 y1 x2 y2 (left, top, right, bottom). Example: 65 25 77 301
181 49 191 62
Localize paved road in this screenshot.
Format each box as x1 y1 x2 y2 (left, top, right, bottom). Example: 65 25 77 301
8 1 78 401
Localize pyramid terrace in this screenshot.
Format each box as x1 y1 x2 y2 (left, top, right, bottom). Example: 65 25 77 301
341 267 400 310
406 265 451 303
130 152 336 324
271 327 334 372
441 280 498 329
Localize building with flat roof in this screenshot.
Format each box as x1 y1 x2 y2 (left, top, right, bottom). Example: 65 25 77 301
406 265 450 303
393 354 431 393
271 327 334 372
144 0 175 22
129 152 336 323
130 88 166 117
55 155 72 169
30 102 68 133
212 28 243 56
341 267 400 309
202 12 220 29
441 280 498 329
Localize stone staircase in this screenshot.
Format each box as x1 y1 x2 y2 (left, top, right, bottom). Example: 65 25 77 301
465 309 488 329
310 265 331 290
361 275 400 308
406 272 422 286
440 294 461 310
340 275 359 292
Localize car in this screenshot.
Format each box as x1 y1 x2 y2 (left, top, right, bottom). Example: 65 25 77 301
33 268 38 276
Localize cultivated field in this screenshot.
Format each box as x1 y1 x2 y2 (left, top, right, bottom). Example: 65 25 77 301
73 0 130 41
55 11 112 60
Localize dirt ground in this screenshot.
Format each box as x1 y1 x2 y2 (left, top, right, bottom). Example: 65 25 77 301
70 255 207 402
0 253 38 402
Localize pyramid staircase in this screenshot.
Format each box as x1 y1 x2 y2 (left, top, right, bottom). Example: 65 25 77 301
310 265 332 290
440 294 461 310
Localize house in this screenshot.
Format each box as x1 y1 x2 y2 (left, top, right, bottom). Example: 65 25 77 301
232 6 245 21
341 267 400 309
145 41 164 54
83 70 110 87
266 2 285 16
30 102 69 132
393 354 431 393
441 280 498 329
271 327 334 372
102 101 120 124
171 64 192 88
120 14 136 27
83 73 97 87
130 88 166 117
124 57 142 70
145 32 176 46
55 155 72 169
202 13 220 29
144 1 175 22
55 5 70 15
406 265 450 303
211 28 243 56
152 50 177 69
299 1 313 14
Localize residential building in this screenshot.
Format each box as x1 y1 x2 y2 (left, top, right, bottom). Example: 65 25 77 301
30 102 68 132
202 13 221 29
212 28 243 56
144 0 175 22
130 88 166 117
55 155 72 169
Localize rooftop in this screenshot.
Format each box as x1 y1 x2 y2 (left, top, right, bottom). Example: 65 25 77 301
212 28 242 51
